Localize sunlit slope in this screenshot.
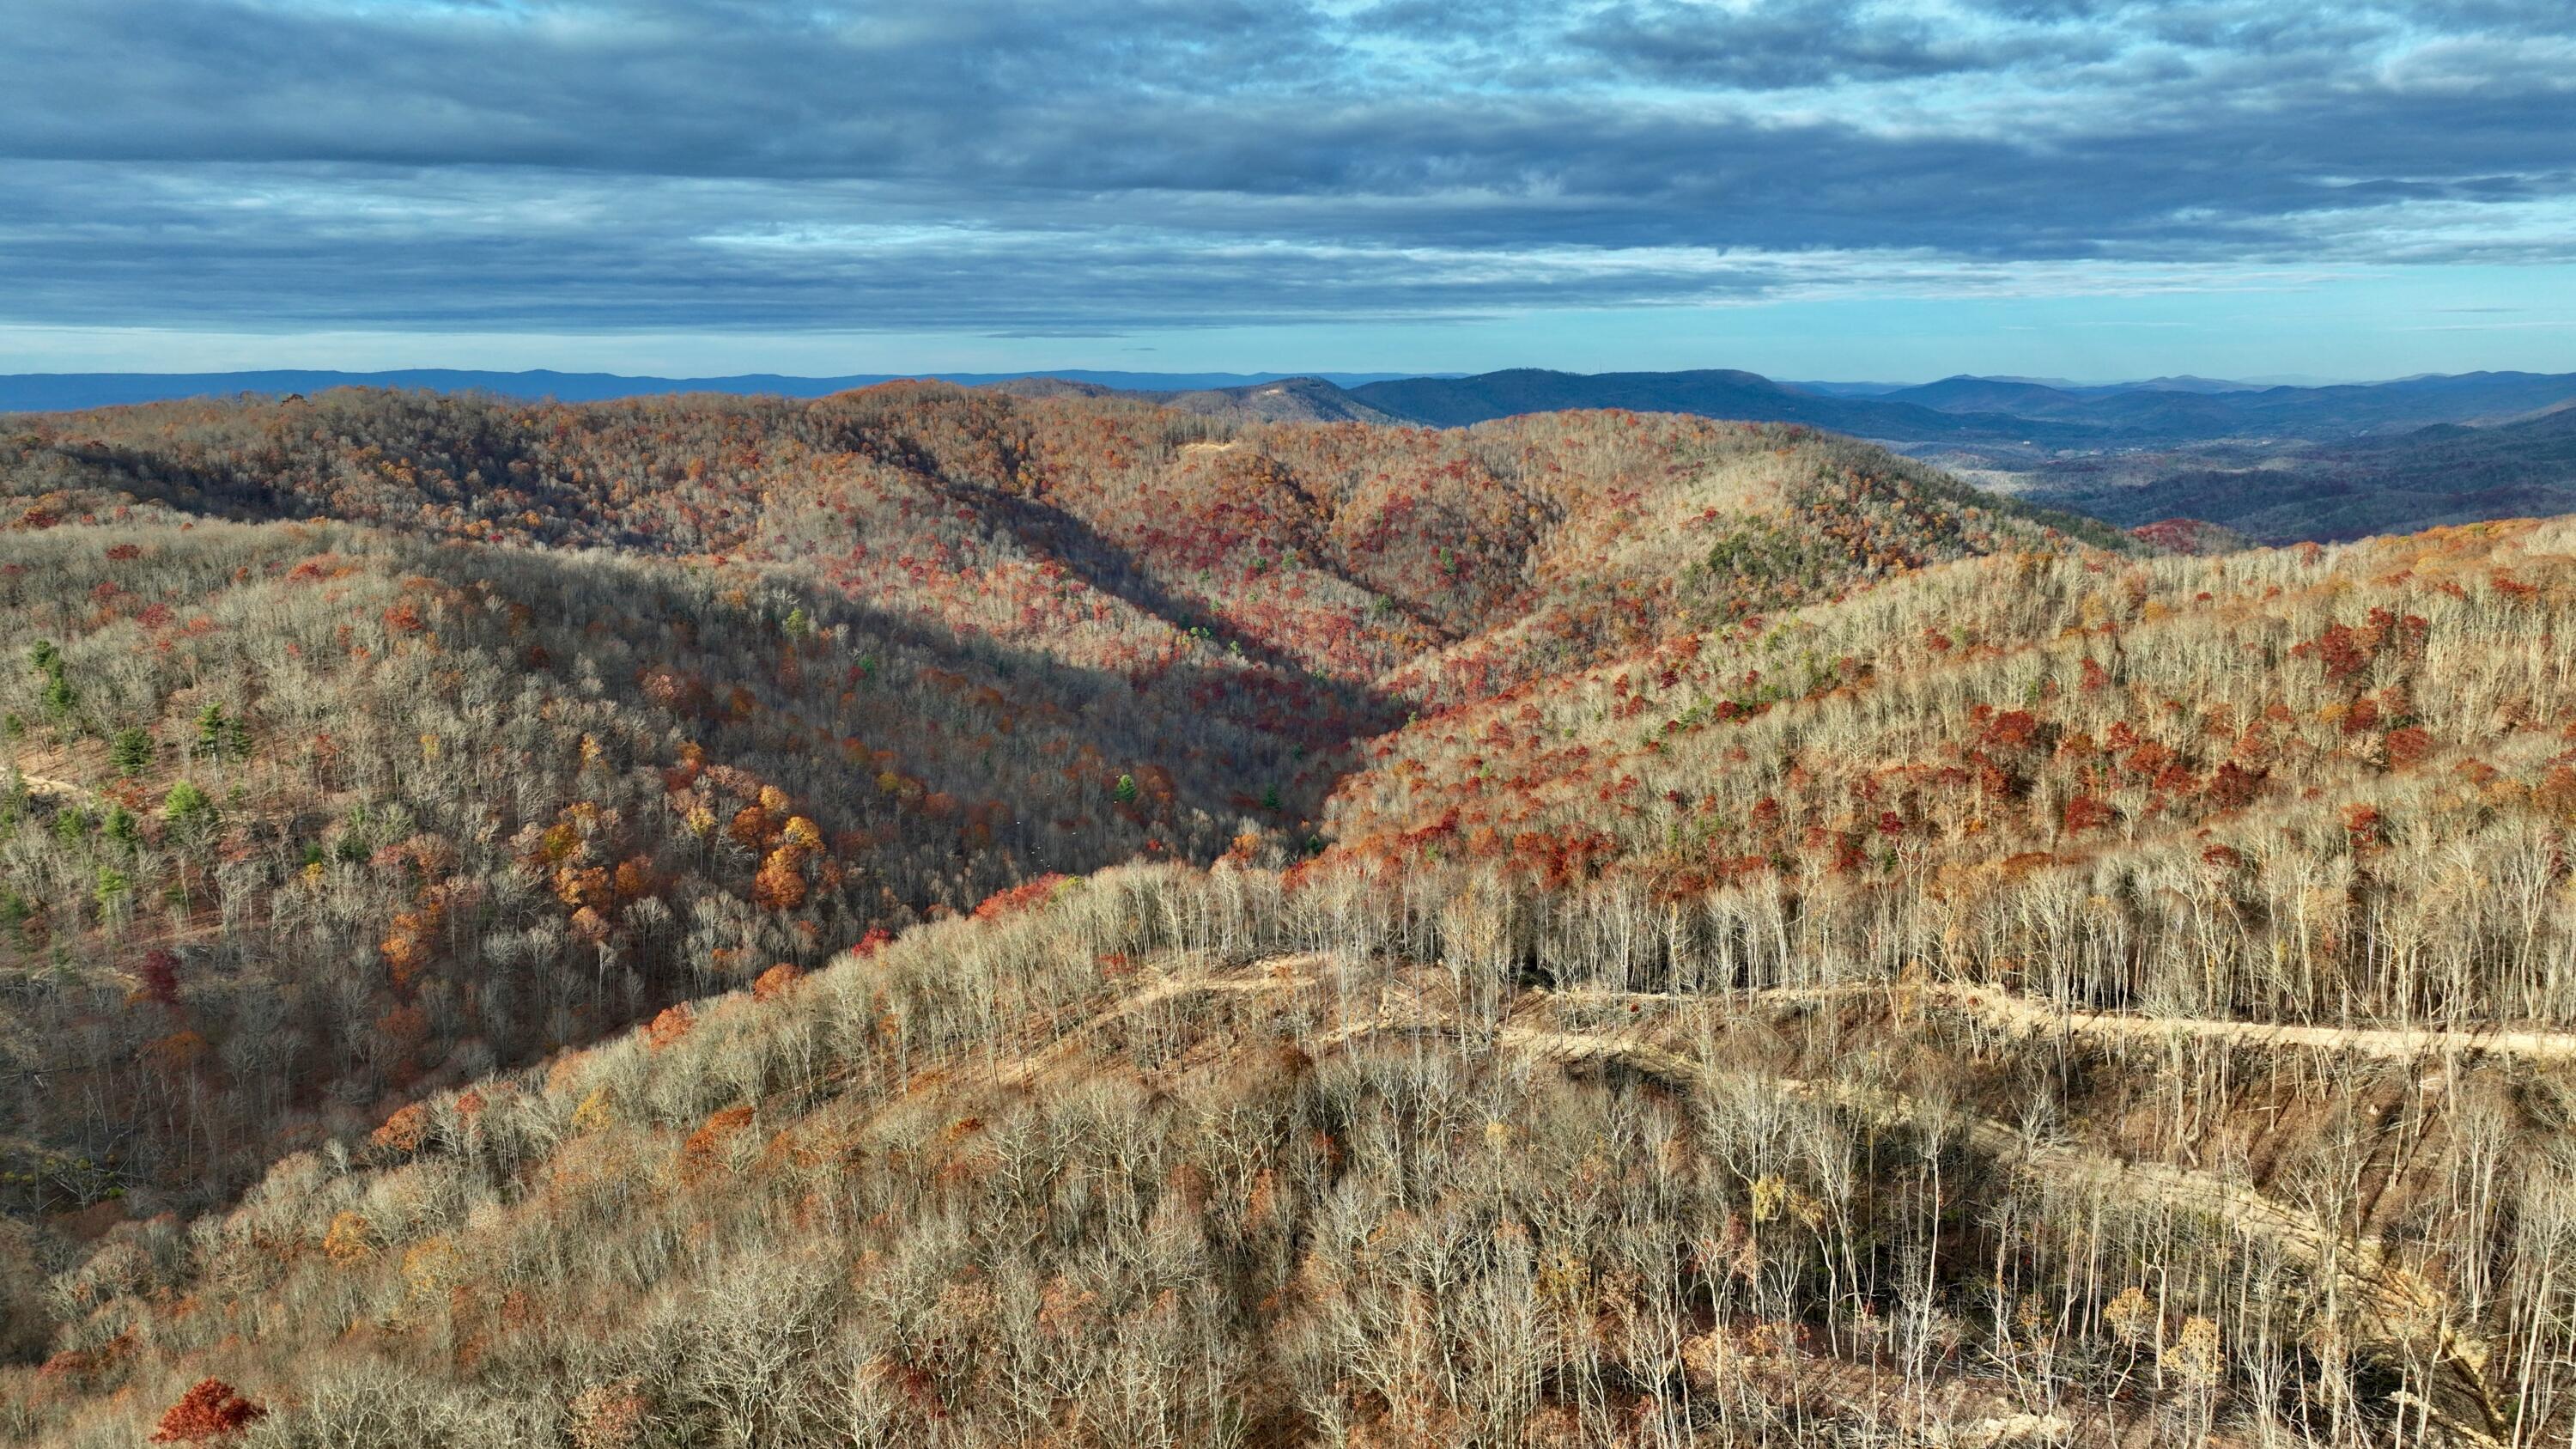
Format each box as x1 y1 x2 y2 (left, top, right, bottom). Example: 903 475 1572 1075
11 849 2573 1445
1330 518 2576 1026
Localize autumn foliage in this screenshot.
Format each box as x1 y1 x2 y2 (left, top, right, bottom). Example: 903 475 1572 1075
17 383 2576 1447
149 1379 264 1443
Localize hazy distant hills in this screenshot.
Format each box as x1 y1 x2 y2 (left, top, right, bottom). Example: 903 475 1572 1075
1346 367 2095 443
1883 368 2576 438
0 367 1433 412
1874 376 2083 414
2020 401 2576 542
1344 366 2576 444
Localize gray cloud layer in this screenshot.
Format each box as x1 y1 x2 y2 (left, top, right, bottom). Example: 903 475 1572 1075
3 0 2570 333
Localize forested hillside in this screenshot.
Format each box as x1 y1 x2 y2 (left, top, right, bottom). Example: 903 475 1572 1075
0 386 2105 1216
1331 516 2576 1026
12 386 2573 1448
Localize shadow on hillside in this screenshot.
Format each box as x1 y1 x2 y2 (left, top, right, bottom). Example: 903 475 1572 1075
945 483 1416 732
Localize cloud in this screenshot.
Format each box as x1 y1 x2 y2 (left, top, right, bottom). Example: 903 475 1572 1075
1568 0 2060 89
1 0 2570 337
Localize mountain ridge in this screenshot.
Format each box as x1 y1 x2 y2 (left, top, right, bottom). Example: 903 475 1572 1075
1349 366 2103 443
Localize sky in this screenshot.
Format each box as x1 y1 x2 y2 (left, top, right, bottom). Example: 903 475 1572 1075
4 0 2573 382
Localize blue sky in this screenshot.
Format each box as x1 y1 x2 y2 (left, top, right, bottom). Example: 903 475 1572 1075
5 0 2573 381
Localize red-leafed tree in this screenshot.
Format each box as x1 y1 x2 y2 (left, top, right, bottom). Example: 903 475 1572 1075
134 947 181 1008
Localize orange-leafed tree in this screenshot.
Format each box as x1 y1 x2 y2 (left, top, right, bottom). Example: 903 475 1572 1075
646 1003 694 1050
752 846 810 910
149 1379 264 1443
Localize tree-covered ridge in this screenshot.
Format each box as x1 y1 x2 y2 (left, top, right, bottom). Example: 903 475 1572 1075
0 518 1300 1214
1329 517 2576 1028
2 386 2121 709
